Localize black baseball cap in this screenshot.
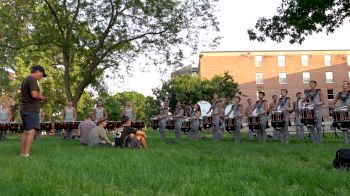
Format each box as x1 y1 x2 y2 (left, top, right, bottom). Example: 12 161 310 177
31 65 47 77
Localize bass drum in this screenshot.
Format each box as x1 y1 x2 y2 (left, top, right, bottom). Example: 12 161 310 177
197 100 212 119
225 104 233 118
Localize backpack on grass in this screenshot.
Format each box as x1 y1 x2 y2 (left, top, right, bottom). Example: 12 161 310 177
333 149 350 170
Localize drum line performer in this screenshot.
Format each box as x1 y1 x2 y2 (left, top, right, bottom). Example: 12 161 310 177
188 103 201 141
173 101 184 141
277 89 293 144
251 91 268 142
269 94 279 139
62 100 77 140
226 96 243 142
303 80 325 144
0 102 12 141
332 81 350 144
245 98 254 139
158 99 169 140
293 92 305 141
207 93 223 141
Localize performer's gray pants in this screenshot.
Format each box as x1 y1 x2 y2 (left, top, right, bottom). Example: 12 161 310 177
233 119 242 142
159 119 166 140
308 110 323 144
212 116 223 141
188 120 199 141
279 112 289 144
174 120 182 141
295 112 304 140
257 115 267 142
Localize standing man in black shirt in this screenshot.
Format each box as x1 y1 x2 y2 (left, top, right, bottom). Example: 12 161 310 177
20 65 46 158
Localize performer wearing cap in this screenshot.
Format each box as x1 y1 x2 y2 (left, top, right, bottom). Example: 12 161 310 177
0 102 12 141
226 96 243 142
122 101 136 121
61 100 77 140
251 91 268 142
303 80 325 144
173 101 184 141
20 65 46 158
269 95 279 139
293 92 304 141
88 118 112 147
277 89 293 144
92 100 108 121
332 81 350 144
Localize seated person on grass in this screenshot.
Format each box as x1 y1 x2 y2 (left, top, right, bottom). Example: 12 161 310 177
77 114 96 145
115 115 147 149
88 118 112 147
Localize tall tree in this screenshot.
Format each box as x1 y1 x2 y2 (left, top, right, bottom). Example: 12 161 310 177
0 0 220 106
247 0 350 44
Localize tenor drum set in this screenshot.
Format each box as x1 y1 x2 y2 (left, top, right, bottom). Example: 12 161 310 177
301 106 315 126
248 115 260 131
332 106 350 131
271 111 285 130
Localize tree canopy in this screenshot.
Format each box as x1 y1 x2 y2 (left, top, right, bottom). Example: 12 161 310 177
0 0 220 106
248 0 350 44
153 72 241 110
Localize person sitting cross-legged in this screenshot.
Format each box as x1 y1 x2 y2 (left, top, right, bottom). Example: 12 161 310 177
115 115 147 149
88 118 112 147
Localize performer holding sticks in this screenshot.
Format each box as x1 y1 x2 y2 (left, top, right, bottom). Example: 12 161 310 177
158 99 169 140
122 101 136 121
332 81 350 144
225 96 243 142
62 100 77 140
269 95 279 139
92 100 108 121
173 101 184 141
303 80 325 144
0 102 12 141
187 103 201 141
207 93 223 141
251 91 268 142
293 92 305 141
245 98 254 139
276 89 293 144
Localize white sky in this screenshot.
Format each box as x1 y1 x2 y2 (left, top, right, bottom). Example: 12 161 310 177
106 0 350 96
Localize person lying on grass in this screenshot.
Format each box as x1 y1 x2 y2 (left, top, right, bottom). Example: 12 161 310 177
115 115 147 149
88 118 112 147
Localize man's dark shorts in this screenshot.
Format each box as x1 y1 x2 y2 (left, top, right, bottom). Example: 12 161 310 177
21 111 40 131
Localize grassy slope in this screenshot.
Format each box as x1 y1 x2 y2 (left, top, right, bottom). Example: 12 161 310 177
0 129 350 195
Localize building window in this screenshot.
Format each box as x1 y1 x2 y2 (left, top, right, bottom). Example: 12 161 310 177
255 56 263 67
278 55 286 67
301 55 309 66
324 54 332 66
347 55 350 66
325 72 333 83
279 73 287 84
327 89 334 100
303 72 310 84
256 73 264 84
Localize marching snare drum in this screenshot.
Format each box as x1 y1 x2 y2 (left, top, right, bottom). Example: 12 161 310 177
202 116 212 129
132 121 145 129
0 123 9 131
151 118 159 129
9 122 19 132
225 118 236 132
271 111 285 129
40 122 52 132
181 119 191 133
248 115 260 131
106 121 116 131
300 106 315 126
332 107 350 130
166 118 175 130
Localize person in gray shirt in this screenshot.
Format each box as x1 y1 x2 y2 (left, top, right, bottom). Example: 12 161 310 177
77 114 96 145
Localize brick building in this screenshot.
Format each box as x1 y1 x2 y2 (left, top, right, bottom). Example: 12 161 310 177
199 50 350 119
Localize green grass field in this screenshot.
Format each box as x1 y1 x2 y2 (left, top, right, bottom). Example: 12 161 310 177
1 128 350 195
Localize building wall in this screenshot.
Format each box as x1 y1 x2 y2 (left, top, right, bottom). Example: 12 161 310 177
199 50 350 119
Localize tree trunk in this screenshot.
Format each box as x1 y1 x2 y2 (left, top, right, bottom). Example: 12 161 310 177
62 48 73 104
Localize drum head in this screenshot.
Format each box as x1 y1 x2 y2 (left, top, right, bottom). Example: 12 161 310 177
197 100 211 119
225 104 233 118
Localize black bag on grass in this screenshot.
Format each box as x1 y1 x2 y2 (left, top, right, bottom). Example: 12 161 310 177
333 149 350 170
